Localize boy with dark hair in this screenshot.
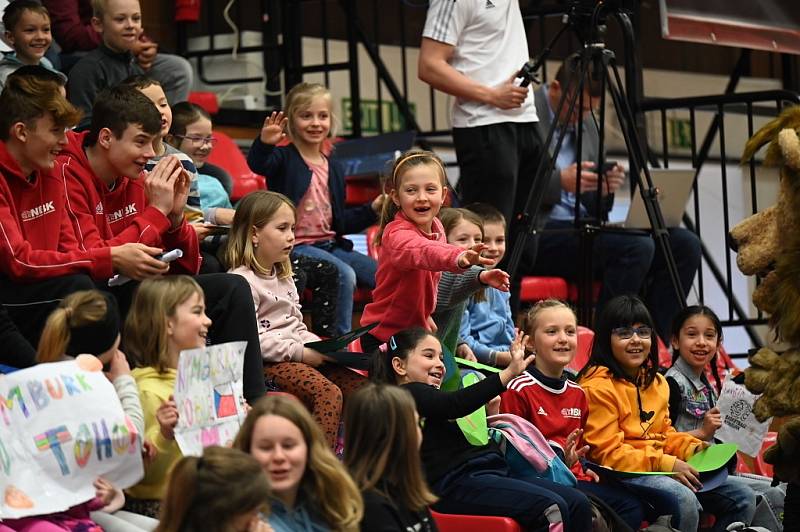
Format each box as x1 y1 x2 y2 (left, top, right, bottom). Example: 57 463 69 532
0 67 167 348
56 85 267 403
121 74 237 273
117 74 206 226
0 0 66 89
66 0 193 129
58 85 200 275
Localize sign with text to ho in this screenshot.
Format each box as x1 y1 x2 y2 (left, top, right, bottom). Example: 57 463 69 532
174 342 247 456
0 358 143 519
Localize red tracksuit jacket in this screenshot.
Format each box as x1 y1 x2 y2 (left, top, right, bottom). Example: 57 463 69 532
0 140 112 282
56 131 200 274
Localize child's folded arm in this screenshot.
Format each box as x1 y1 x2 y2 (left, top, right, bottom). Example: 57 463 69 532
663 419 705 460
583 384 675 472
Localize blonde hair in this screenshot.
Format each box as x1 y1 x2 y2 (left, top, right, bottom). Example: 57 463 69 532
375 149 448 245
524 299 576 337
124 276 204 373
234 395 363 531
37 290 110 363
344 384 436 513
156 446 270 532
224 191 294 279
284 82 337 141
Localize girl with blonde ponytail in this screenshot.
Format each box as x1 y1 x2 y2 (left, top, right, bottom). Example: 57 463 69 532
5 290 158 531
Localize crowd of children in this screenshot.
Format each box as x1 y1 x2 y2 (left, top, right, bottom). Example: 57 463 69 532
0 1 787 530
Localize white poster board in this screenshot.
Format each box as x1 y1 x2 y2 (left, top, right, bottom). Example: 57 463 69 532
715 375 772 457
173 342 247 456
0 358 143 519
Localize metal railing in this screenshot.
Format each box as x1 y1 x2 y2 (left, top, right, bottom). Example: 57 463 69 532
640 89 800 350
177 1 799 354
175 0 567 137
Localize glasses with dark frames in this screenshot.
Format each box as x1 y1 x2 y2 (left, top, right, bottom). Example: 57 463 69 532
611 326 653 339
173 134 217 146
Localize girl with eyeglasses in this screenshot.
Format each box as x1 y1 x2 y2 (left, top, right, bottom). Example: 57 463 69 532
166 102 234 211
578 295 754 532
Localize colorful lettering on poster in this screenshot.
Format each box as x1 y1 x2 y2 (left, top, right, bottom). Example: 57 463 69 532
35 418 137 475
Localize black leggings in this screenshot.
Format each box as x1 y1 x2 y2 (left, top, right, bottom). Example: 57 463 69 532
0 273 96 352
192 273 267 403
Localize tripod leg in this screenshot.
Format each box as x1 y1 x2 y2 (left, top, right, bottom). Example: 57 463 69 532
507 54 589 280
603 55 687 310
578 225 596 324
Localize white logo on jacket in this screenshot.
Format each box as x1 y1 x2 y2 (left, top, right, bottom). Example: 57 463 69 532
20 201 55 221
107 203 137 223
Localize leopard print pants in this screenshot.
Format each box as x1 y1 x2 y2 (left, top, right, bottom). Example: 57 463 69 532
264 362 366 448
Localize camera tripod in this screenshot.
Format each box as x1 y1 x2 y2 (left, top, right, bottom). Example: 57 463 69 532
507 3 686 324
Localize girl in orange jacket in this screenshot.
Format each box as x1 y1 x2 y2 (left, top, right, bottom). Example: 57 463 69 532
578 295 755 532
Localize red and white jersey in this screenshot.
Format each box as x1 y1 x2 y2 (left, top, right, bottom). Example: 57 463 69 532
500 371 588 452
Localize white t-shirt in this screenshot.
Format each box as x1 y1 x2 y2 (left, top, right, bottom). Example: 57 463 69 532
422 0 538 128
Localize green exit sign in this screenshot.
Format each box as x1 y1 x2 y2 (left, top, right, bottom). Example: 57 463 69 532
342 98 415 134
669 117 692 149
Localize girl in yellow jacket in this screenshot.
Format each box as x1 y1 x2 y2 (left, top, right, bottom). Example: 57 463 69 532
579 295 754 532
124 276 212 518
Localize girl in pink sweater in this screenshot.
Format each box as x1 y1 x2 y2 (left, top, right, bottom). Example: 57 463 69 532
360 149 508 353
226 191 364 449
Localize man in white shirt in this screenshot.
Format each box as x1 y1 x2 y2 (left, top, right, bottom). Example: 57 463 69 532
419 0 544 230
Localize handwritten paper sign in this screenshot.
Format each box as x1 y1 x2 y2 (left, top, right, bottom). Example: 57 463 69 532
0 358 143 519
715 375 772 457
174 342 247 456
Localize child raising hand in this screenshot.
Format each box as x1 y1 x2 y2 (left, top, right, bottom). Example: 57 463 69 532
359 149 505 353
248 82 381 336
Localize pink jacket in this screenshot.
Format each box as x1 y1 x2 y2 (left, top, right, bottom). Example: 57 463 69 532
361 212 465 342
229 265 319 363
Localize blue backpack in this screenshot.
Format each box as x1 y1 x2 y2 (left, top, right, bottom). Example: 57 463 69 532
487 413 578 487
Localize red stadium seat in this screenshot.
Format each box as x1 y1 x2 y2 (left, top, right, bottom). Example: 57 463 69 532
187 91 220 115
347 338 363 353
205 131 266 202
736 432 776 478
568 326 594 373
567 281 602 303
345 178 382 206
430 511 522 532
519 276 569 303
657 336 673 369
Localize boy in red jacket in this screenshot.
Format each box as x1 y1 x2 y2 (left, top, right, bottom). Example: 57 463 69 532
0 66 167 348
57 84 267 403
58 85 200 275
